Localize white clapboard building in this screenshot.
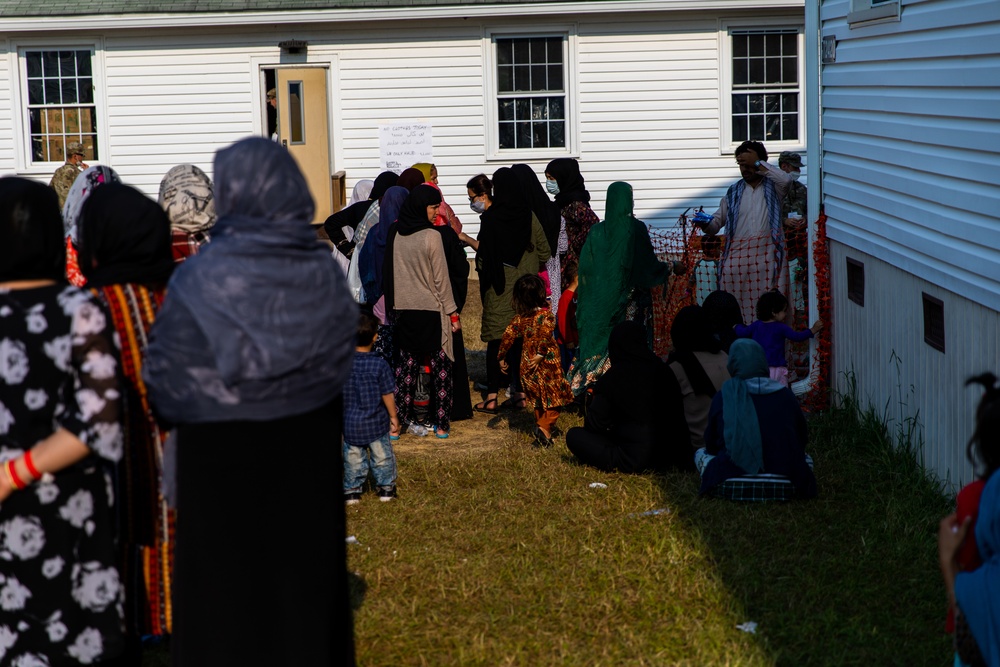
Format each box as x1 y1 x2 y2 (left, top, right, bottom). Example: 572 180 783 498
806 0 1000 487
0 0 808 230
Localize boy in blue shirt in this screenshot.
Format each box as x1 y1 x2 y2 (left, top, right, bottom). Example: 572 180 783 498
344 309 400 504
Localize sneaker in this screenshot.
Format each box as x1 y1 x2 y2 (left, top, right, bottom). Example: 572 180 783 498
345 492 362 506
377 487 397 502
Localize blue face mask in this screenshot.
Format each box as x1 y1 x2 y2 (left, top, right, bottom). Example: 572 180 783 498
470 200 486 214
545 179 560 196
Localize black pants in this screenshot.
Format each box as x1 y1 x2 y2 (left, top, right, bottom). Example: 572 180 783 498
485 338 523 395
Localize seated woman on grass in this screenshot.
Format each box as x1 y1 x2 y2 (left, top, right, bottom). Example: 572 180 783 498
566 321 692 473
697 338 817 499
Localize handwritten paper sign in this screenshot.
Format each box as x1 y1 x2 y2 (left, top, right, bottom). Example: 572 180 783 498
379 123 433 173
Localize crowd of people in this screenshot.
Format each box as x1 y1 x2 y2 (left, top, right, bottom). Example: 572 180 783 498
1 136 995 666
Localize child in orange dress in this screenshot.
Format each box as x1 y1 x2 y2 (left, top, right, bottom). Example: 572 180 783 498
499 274 575 447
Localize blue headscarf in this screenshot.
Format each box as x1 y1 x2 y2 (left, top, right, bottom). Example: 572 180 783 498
144 137 356 422
721 339 785 474
955 472 1000 665
359 185 408 304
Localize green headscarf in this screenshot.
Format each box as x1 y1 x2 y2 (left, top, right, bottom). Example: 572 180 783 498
411 163 435 182
575 181 673 369
721 339 785 474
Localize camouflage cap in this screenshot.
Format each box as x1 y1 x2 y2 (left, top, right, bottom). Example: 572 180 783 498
266 88 276 98
778 151 802 169
66 141 86 156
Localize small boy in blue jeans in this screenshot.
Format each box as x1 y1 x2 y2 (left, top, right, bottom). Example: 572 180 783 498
344 309 400 504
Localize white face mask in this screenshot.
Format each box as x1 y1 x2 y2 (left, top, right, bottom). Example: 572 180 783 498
545 179 560 196
789 171 801 182
470 200 486 214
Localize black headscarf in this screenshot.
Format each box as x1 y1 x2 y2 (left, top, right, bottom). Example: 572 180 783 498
0 177 65 283
78 183 174 288
546 157 591 209
396 168 427 192
511 163 560 253
668 305 721 397
702 290 744 353
370 170 400 202
383 184 443 311
476 167 532 297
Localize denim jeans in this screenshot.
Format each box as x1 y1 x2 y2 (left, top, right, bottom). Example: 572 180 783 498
343 434 397 494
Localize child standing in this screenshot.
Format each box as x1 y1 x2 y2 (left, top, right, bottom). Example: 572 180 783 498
939 373 1000 667
555 260 579 373
343 310 401 504
734 290 821 387
499 274 575 447
694 234 722 305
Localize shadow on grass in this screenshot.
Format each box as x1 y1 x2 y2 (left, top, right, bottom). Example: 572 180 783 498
650 401 953 666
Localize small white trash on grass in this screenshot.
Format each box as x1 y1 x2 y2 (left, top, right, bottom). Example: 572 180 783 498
627 508 670 518
346 535 359 545
736 622 758 634
588 482 608 489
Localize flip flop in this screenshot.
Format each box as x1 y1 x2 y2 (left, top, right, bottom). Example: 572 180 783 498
434 426 449 439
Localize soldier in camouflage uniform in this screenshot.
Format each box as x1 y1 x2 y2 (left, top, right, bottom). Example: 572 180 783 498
778 151 810 376
49 141 88 209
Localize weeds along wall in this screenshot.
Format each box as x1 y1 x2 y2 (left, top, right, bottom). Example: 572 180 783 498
828 241 1000 490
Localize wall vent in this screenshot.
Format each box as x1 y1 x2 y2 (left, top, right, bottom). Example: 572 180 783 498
922 293 945 353
847 258 864 306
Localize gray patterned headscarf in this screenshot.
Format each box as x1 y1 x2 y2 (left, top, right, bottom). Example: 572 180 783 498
158 164 216 234
62 165 121 242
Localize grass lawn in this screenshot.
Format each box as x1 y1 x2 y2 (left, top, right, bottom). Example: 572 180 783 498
344 281 953 666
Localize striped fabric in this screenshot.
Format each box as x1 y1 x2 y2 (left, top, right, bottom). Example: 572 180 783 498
94 283 174 636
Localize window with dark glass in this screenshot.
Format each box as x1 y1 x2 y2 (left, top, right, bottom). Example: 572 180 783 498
25 50 98 163
496 36 565 150
731 29 799 143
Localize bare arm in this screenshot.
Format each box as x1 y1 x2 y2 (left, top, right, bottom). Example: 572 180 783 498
383 393 401 436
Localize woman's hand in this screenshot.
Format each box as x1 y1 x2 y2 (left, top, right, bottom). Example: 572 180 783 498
0 470 12 503
451 318 462 333
810 319 823 334
499 359 508 373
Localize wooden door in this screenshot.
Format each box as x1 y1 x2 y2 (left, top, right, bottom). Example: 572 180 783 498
276 68 332 225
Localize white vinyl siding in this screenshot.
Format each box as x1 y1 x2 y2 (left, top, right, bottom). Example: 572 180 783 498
820 0 1000 312
0 7 806 241
829 243 999 489
0 47 14 168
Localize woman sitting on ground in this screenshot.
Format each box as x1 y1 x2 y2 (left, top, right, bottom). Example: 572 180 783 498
566 321 691 473
667 305 731 452
697 339 817 499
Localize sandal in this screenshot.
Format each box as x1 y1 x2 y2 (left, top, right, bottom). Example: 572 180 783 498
498 395 527 411
434 426 449 439
473 398 499 415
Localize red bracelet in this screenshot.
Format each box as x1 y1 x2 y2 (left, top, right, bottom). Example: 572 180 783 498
23 450 42 481
450 313 460 323
6 460 27 490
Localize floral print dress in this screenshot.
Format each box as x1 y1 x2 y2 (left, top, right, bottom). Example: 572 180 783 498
498 309 574 410
0 284 125 666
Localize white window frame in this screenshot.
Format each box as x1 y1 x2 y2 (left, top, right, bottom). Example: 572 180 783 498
847 0 901 27
483 25 578 161
9 38 108 174
719 21 805 155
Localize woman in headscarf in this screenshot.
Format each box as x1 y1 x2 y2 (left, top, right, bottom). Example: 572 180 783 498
566 321 691 472
472 168 551 414
0 177 126 665
698 339 817 498
412 162 464 236
396 167 427 191
325 170 398 262
158 163 217 263
512 163 562 311
348 178 374 206
142 137 357 666
359 185 409 307
570 181 681 393
667 305 731 452
62 164 122 286
383 184 463 436
342 171 400 301
544 157 599 289
78 183 175 657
